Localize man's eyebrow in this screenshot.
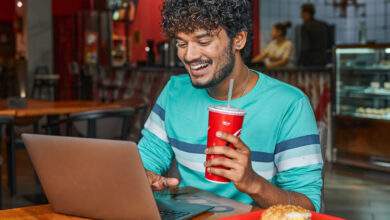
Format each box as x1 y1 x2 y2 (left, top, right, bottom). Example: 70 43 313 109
194 33 212 39
175 31 214 41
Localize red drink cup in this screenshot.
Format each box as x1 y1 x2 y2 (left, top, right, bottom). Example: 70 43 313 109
205 106 245 183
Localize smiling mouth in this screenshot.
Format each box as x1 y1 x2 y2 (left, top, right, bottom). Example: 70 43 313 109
190 63 210 71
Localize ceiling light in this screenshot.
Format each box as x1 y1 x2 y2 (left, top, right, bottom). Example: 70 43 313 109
17 1 23 8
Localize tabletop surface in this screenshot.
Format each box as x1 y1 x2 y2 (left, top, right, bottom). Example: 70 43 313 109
0 98 146 117
0 205 88 220
0 100 16 116
0 204 217 220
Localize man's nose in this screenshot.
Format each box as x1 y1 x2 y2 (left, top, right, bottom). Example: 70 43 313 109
184 43 201 63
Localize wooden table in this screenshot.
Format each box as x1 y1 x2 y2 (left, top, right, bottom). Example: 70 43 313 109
0 98 147 196
0 98 147 126
0 205 218 220
0 100 16 116
0 99 140 117
0 205 87 220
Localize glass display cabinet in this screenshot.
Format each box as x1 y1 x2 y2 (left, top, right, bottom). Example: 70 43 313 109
333 44 390 171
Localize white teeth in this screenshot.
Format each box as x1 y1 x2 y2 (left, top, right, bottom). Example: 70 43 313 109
190 63 209 70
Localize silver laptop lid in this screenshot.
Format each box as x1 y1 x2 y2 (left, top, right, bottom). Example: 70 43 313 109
22 133 161 220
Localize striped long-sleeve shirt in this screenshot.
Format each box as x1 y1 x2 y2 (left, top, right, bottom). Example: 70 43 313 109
138 71 323 211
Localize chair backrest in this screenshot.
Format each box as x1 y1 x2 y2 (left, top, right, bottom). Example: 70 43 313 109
0 116 13 206
0 116 14 160
0 116 13 125
0 116 14 136
46 108 135 140
131 103 148 141
0 66 6 98
34 66 50 76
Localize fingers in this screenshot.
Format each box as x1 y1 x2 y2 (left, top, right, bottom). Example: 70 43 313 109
205 156 240 170
205 146 240 159
151 182 165 191
146 170 159 184
216 131 250 153
152 177 179 191
207 167 235 180
146 171 179 191
165 177 179 187
150 173 165 190
205 133 253 184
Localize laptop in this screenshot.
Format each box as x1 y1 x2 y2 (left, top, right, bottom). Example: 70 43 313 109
22 134 213 220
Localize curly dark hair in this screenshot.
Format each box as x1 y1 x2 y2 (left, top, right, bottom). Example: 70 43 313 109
161 0 252 57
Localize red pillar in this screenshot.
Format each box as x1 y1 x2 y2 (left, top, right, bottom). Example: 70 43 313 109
252 0 260 57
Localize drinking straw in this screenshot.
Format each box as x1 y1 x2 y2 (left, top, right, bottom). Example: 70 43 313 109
227 79 234 108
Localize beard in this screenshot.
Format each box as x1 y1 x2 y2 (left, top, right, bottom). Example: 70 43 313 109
189 43 235 89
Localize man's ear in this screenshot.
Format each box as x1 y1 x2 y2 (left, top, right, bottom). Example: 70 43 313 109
233 31 248 51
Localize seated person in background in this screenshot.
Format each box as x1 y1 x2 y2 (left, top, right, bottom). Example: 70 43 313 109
252 22 294 69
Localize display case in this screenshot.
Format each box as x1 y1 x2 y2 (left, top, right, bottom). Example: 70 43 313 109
333 44 390 171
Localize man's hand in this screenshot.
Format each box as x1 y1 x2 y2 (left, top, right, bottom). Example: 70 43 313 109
205 131 261 195
146 170 179 191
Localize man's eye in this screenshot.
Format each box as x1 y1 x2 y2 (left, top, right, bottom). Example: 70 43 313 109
199 41 211 46
176 42 187 48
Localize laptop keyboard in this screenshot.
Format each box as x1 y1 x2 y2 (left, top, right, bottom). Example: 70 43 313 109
159 209 190 219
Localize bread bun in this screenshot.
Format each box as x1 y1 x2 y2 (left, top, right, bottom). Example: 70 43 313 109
262 205 311 220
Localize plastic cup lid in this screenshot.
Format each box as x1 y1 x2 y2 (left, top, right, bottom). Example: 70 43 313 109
208 105 245 116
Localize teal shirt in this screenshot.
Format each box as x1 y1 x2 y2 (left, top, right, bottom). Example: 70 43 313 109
138 71 323 211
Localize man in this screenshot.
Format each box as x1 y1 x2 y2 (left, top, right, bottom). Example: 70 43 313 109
297 3 330 67
138 0 323 212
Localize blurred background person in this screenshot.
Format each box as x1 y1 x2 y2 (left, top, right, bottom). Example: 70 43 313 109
251 21 294 69
297 3 331 67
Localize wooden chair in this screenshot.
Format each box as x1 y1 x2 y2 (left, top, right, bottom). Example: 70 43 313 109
31 66 60 100
0 65 5 98
0 116 16 198
43 108 136 140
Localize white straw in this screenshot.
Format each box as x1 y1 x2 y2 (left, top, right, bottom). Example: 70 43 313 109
227 79 234 108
